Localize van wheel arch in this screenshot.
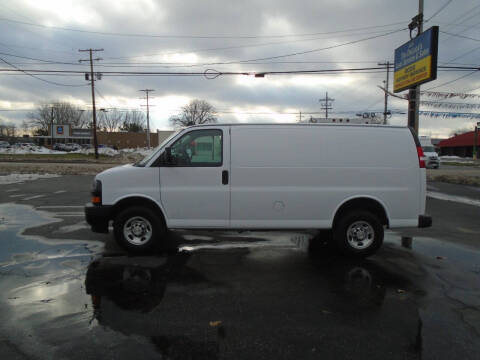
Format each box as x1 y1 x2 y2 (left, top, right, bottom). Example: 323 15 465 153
333 198 389 229
112 197 167 227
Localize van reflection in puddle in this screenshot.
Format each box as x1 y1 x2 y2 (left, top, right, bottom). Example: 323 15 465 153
297 234 413 311
85 251 221 359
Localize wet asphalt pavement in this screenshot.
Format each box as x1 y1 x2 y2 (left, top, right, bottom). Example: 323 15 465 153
0 175 479 359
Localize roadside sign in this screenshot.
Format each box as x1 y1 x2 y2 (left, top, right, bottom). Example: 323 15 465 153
394 26 439 93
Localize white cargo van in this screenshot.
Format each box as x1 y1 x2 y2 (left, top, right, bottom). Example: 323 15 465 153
419 136 440 168
85 124 431 257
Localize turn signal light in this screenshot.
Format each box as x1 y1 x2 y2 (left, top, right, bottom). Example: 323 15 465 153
92 196 101 204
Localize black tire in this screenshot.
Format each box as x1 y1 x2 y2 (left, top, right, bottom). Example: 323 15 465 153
333 210 384 258
113 206 166 254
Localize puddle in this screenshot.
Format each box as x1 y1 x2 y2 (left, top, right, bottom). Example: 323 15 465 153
0 206 479 359
0 203 103 268
388 232 480 274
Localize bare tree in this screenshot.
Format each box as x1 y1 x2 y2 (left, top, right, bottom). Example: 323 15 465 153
0 118 7 137
99 109 123 132
28 102 88 134
120 111 146 133
449 127 473 137
169 99 217 127
21 120 30 136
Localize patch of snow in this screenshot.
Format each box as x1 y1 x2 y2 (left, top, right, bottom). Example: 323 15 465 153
182 235 214 241
439 156 463 159
0 173 60 185
427 191 480 207
0 145 66 155
439 156 474 163
71 147 119 156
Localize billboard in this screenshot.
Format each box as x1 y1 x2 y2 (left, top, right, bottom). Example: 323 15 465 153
394 26 439 93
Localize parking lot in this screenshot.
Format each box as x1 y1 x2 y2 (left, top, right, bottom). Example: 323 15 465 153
0 175 479 359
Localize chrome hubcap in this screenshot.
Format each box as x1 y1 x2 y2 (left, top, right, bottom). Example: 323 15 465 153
346 221 374 250
123 216 152 246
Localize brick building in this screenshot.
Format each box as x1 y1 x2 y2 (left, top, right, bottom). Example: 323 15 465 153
34 125 174 149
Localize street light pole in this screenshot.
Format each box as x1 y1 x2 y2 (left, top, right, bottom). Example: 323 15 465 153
79 48 103 159
50 106 54 148
140 89 154 149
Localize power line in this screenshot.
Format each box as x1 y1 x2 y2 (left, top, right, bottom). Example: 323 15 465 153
0 17 408 39
0 66 397 77
0 27 405 71
426 0 454 22
0 51 79 65
95 87 114 108
439 3 480 32
426 70 480 90
189 28 407 65
0 56 87 87
101 28 404 61
440 31 480 42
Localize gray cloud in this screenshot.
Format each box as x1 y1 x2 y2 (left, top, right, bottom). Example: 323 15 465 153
0 0 479 136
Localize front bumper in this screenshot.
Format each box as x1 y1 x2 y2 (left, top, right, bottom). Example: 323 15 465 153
426 159 440 168
85 203 113 233
418 215 432 228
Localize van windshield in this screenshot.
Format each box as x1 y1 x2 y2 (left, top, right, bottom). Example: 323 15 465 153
133 130 180 167
422 146 435 153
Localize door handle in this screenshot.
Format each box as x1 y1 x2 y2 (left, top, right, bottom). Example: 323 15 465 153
222 170 229 185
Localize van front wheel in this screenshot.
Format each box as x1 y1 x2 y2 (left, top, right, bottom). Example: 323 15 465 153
333 211 383 257
114 206 166 254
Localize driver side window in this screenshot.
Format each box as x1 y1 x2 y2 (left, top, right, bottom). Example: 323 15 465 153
170 129 222 166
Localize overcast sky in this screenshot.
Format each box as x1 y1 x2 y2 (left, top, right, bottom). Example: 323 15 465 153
0 0 479 137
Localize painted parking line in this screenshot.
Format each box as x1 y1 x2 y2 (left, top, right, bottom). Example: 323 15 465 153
37 205 84 209
53 190 67 194
21 195 46 201
54 214 85 217
5 189 19 193
9 194 27 198
427 191 480 207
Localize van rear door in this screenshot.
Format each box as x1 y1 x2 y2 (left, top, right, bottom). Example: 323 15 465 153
159 127 230 228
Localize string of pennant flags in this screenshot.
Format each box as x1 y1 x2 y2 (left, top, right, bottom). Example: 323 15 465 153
379 87 480 119
419 111 480 119
419 91 480 119
420 101 480 110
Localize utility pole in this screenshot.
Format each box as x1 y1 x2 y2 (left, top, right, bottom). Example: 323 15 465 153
140 89 154 149
474 122 479 160
407 0 423 133
378 61 391 124
297 111 303 123
79 48 103 159
320 92 334 120
50 106 54 148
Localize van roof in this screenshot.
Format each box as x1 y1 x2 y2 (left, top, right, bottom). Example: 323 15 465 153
187 123 407 129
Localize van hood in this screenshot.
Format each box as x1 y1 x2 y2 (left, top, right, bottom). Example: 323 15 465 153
96 163 134 180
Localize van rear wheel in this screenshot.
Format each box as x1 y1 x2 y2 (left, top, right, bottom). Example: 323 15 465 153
114 206 166 254
333 211 383 257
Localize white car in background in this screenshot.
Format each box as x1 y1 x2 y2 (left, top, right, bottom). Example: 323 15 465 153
419 136 440 169
0 141 10 148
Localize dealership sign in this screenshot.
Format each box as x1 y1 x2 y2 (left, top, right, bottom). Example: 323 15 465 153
394 26 439 93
